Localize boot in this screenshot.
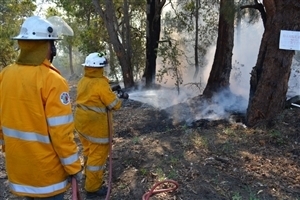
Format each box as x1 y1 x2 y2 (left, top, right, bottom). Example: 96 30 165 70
86 186 108 199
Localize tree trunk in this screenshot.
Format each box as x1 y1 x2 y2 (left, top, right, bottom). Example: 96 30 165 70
123 0 132 79
144 0 166 87
92 0 134 88
246 0 300 127
193 0 200 80
68 44 74 75
202 0 234 97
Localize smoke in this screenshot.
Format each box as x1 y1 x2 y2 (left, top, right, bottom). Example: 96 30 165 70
287 59 300 98
230 18 264 99
128 18 265 124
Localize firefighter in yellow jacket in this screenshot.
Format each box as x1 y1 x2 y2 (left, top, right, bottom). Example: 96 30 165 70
0 16 82 199
75 52 122 198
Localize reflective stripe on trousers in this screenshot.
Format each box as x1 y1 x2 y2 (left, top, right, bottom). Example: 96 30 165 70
77 130 109 144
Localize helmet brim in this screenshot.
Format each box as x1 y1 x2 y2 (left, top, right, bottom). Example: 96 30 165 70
11 37 61 40
81 64 105 67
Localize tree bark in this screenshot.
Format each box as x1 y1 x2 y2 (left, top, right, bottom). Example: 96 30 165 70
193 0 200 80
246 0 300 127
202 0 234 97
144 0 166 87
68 44 74 75
92 0 134 88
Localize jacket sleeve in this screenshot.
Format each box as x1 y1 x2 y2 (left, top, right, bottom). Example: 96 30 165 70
99 77 122 110
0 73 4 152
0 115 4 152
44 74 81 175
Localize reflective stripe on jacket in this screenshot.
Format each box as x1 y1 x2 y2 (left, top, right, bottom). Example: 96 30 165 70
0 59 81 197
74 67 121 142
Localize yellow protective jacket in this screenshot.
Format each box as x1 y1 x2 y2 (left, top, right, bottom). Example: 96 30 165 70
0 59 81 197
75 67 121 143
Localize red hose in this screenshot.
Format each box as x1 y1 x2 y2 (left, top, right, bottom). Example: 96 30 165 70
142 179 179 200
105 110 113 200
72 177 82 200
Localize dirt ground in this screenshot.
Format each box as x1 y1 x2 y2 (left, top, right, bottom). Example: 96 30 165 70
1 84 300 200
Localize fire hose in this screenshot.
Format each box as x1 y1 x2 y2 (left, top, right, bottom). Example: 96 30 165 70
105 110 113 200
72 177 82 200
142 179 179 200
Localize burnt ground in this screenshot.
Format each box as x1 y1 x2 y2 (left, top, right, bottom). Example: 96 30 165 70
1 85 300 200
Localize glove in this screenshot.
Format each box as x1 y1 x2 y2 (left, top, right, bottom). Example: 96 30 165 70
71 171 83 182
117 90 129 99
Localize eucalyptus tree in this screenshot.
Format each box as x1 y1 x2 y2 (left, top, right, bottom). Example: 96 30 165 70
143 0 166 87
245 0 300 127
174 0 219 80
202 0 235 97
51 0 106 54
93 0 134 87
202 0 261 98
0 0 36 68
156 0 219 91
44 7 81 77
51 0 146 88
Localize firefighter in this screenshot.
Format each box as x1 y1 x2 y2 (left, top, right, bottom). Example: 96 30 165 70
0 16 82 199
74 52 122 198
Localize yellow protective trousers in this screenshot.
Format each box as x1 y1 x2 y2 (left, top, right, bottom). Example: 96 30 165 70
79 135 109 192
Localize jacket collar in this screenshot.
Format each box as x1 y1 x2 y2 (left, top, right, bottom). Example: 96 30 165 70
42 59 61 75
84 67 104 78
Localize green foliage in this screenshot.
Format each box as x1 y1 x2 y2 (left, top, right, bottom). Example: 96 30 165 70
162 0 219 86
0 0 36 68
51 0 107 54
51 0 146 82
268 129 286 146
139 168 148 176
157 39 184 94
232 192 242 200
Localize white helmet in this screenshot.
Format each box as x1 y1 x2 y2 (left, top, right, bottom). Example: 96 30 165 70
12 16 60 40
82 52 108 67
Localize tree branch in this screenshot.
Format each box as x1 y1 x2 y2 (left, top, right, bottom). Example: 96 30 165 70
240 1 267 28
92 0 105 18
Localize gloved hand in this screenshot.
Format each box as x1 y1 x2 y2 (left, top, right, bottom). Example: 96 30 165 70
71 171 83 182
117 90 129 99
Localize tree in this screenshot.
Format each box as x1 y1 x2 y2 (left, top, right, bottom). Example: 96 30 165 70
202 0 235 97
45 8 77 77
159 0 219 92
246 0 300 127
144 0 166 87
193 0 200 80
0 0 36 68
52 0 144 87
92 0 134 88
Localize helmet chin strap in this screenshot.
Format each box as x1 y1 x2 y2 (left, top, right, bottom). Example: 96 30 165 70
50 40 57 63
